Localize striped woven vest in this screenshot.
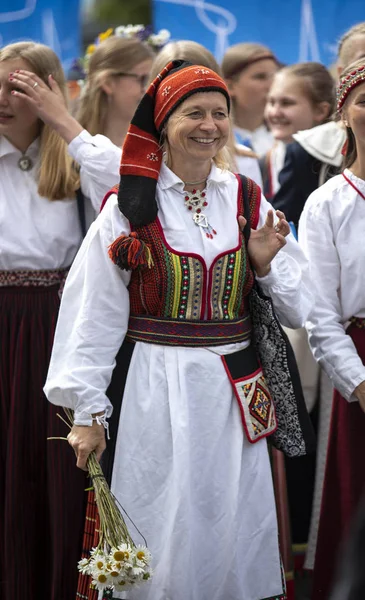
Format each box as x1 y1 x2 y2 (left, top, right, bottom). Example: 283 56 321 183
127 176 260 322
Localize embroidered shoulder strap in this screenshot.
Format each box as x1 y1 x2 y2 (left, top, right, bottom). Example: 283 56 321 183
100 184 119 212
235 174 261 242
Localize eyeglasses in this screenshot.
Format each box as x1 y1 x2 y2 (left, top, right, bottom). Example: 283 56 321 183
114 72 149 89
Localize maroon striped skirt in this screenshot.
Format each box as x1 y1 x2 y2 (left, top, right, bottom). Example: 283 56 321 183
0 283 87 600
312 321 365 599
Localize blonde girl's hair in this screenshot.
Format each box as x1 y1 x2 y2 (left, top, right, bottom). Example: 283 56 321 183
77 37 154 136
276 62 336 123
151 40 252 171
0 41 79 200
339 57 365 169
150 40 221 80
221 42 278 80
338 22 365 67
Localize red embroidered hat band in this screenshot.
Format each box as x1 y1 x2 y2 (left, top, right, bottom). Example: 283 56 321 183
337 63 365 112
154 64 230 131
117 60 230 228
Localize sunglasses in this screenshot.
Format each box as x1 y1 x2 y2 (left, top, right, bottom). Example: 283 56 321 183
115 72 149 89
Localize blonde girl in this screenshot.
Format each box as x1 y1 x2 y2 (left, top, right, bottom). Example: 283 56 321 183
0 41 93 600
10 36 154 213
263 62 335 202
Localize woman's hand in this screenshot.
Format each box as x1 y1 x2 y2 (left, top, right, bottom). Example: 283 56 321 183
238 209 290 277
67 420 107 471
353 381 365 413
9 70 83 143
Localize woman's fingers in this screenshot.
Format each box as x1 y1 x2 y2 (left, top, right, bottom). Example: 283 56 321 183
238 215 247 231
265 209 274 228
76 446 91 471
48 73 62 95
67 424 106 471
10 70 46 96
275 219 290 236
275 233 287 247
274 210 290 237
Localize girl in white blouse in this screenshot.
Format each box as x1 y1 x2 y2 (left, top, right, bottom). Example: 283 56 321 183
299 57 365 600
0 41 98 600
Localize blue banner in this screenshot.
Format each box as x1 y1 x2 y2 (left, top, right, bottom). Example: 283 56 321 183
0 0 81 71
153 0 365 66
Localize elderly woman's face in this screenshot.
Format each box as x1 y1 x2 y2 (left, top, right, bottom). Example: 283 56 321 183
165 92 230 167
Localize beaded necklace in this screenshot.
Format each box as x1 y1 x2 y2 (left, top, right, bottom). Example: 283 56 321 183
183 188 217 239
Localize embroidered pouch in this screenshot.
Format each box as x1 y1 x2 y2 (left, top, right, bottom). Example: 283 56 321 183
222 345 277 443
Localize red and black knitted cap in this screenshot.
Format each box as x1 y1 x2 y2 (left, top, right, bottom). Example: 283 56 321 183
117 60 230 227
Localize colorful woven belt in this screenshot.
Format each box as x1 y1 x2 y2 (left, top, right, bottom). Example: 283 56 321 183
349 317 365 329
0 268 68 288
126 314 252 347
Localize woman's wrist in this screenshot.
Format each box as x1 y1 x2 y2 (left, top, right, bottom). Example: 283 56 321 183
354 381 365 402
51 111 83 144
255 264 271 278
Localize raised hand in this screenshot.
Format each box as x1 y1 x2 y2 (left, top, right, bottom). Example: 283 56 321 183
9 69 83 143
238 209 290 277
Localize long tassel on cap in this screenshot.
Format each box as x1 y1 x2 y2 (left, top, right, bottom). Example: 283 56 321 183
108 232 154 271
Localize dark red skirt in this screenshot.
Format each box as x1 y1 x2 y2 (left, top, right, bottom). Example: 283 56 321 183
312 323 365 600
0 285 87 600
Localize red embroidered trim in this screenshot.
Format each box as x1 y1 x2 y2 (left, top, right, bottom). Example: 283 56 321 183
0 268 68 288
342 172 365 201
126 314 252 346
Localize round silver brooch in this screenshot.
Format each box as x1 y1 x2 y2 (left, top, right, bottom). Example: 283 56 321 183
18 155 33 172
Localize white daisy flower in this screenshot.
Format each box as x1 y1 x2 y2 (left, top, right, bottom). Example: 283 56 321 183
131 566 145 580
109 543 133 564
78 558 91 575
90 554 108 573
114 26 127 37
91 573 111 591
157 29 171 43
134 545 152 565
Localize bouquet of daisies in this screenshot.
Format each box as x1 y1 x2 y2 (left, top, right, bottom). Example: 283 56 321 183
54 409 153 594
79 543 152 593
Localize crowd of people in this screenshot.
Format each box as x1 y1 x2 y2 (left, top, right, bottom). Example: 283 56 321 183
1 18 365 600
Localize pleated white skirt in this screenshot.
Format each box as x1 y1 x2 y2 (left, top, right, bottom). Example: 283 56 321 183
111 342 284 600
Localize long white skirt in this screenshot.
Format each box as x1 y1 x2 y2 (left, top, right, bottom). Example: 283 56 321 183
111 342 284 600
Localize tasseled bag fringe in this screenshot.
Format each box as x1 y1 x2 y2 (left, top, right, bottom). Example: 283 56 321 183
108 231 154 271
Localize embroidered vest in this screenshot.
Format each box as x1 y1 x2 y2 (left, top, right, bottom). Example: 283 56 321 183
126 176 260 322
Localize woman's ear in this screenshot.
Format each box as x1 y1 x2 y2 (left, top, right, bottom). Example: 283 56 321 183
100 75 114 96
225 77 237 98
341 108 349 128
313 101 332 124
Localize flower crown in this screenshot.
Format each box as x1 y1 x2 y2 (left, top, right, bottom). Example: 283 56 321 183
86 25 171 61
337 64 365 111
67 25 170 84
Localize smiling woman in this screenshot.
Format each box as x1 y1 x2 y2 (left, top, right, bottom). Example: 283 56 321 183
261 62 335 200
44 60 314 600
161 92 230 176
